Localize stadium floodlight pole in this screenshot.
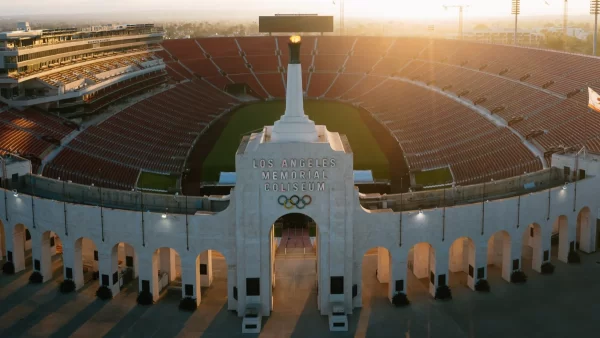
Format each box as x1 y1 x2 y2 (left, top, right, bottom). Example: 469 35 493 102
443 5 469 40
333 0 345 36
512 0 520 46
592 0 600 55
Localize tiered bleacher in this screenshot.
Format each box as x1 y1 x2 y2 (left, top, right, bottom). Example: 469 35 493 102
30 36 600 190
43 80 239 189
0 108 75 172
38 53 156 88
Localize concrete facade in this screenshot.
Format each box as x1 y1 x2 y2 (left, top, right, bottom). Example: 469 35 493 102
0 152 598 332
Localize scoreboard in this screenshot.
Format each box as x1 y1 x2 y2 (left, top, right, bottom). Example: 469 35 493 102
259 15 334 33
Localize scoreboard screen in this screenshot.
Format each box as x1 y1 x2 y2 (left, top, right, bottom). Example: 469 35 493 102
259 15 334 33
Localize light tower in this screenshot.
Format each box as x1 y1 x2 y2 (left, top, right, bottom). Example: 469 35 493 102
333 0 345 36
512 0 521 45
443 4 469 40
563 0 568 38
592 0 600 55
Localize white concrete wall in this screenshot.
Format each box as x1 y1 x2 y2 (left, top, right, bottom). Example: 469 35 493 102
0 153 597 321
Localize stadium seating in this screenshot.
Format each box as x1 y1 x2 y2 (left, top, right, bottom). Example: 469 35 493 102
38 53 155 88
43 80 239 189
0 108 76 172
36 35 600 190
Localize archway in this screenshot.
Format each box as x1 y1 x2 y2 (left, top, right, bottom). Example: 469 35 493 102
71 237 99 290
360 247 392 306
38 231 63 282
448 237 475 289
576 207 592 252
552 215 569 262
11 223 32 273
487 231 511 282
406 242 435 299
113 242 138 290
149 247 181 304
269 213 318 312
189 249 228 307
521 224 543 273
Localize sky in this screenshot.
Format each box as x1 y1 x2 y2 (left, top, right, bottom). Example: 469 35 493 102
0 0 595 20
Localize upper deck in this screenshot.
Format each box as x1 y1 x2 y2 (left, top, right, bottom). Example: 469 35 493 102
0 23 163 53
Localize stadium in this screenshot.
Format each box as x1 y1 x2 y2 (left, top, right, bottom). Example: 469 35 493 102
0 15 599 335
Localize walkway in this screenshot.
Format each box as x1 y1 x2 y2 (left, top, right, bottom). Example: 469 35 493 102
0 251 599 337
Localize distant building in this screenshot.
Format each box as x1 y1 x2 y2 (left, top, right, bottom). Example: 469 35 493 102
455 26 545 46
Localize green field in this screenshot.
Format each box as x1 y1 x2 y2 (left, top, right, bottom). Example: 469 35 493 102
414 167 454 187
203 100 389 182
137 171 178 192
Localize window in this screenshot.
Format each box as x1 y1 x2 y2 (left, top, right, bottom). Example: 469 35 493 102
102 274 109 286
66 267 73 279
512 259 520 270
395 280 404 292
468 265 474 278
477 267 485 279
330 276 344 294
185 284 193 296
437 274 446 287
246 278 260 296
200 264 207 275
142 280 150 292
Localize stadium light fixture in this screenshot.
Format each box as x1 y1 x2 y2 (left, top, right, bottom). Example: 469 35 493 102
592 0 600 55
512 0 521 45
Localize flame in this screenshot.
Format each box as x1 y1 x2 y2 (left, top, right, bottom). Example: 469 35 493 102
290 35 301 43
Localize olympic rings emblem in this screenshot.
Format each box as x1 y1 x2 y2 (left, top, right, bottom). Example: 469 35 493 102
277 195 312 209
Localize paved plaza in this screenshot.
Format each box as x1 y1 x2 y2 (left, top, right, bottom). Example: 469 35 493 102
1 251 599 338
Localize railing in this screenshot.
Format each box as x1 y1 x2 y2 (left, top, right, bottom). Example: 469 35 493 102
0 167 577 216
359 168 569 211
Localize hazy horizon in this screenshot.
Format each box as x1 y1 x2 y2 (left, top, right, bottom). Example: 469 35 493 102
0 0 597 21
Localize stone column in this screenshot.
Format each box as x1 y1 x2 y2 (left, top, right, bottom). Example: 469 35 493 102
507 241 522 281
556 217 571 263
10 226 26 273
530 226 544 273
470 245 487 290
181 255 201 306
352 256 362 309
62 241 84 290
124 243 138 278
138 252 159 302
227 263 237 311
376 247 390 284
98 246 120 297
388 258 407 302
199 250 213 287
429 251 449 298
38 232 53 282
160 247 177 282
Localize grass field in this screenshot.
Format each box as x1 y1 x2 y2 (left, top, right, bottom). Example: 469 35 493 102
414 167 454 187
202 100 389 182
137 171 178 192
